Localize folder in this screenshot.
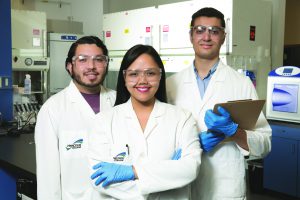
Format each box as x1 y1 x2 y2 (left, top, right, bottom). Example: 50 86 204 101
213 99 265 130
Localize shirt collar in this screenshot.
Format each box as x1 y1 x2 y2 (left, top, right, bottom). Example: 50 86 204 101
193 59 219 79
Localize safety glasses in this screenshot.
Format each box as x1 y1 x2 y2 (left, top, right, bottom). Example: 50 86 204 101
191 25 225 37
72 55 108 67
123 68 162 83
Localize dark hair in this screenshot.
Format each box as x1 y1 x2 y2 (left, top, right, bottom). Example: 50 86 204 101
65 36 109 76
114 44 167 106
191 7 225 29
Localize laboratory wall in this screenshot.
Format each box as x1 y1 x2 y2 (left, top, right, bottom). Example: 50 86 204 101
69 0 103 36
265 0 286 69
11 0 34 10
11 0 103 36
103 0 190 13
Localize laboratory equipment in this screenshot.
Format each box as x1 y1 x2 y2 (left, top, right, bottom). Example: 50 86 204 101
266 66 300 123
11 9 49 121
102 0 272 98
48 33 83 95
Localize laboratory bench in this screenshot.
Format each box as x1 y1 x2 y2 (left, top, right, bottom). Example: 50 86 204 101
264 120 300 198
0 133 37 199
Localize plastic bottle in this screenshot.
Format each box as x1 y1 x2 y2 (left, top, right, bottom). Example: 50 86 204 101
24 74 31 94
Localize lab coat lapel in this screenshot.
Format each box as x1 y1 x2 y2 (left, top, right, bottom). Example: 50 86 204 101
123 99 162 138
200 62 227 110
67 81 97 122
123 100 144 135
99 85 115 112
143 100 163 139
182 67 203 114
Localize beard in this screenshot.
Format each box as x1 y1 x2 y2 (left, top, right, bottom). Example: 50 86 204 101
71 71 103 89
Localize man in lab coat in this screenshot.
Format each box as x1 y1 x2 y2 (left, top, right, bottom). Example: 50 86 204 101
166 7 272 200
35 36 115 200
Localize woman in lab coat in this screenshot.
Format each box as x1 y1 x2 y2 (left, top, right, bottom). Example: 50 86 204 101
88 44 202 199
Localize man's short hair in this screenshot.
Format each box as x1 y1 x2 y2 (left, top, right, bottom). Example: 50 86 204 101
65 36 108 69
191 7 225 28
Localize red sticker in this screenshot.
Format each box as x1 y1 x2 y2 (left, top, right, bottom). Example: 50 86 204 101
163 25 169 32
146 27 151 33
33 29 40 35
106 31 111 38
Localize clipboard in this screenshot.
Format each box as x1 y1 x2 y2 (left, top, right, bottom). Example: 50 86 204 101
213 99 265 130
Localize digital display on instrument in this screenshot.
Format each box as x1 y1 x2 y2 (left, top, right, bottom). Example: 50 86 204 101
283 68 293 74
34 61 47 65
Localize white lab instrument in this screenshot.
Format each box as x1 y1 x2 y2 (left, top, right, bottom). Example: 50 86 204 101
266 66 300 123
48 33 83 95
11 9 49 113
11 9 49 71
11 9 47 58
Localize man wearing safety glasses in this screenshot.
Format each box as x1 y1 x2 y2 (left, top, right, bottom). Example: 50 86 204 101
167 7 271 200
35 36 115 200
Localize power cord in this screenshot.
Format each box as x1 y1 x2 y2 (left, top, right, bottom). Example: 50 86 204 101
7 112 37 136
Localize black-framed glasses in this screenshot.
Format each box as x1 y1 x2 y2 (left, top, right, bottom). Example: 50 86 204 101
191 25 225 36
72 55 108 67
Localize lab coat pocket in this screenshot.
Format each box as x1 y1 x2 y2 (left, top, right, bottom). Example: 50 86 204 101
61 130 87 159
88 131 111 162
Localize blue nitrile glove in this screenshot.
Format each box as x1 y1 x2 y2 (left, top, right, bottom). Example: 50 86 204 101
171 148 182 160
91 162 135 187
199 131 225 152
205 106 238 137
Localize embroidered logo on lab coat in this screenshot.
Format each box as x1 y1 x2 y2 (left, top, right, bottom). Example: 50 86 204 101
66 139 83 150
113 152 126 161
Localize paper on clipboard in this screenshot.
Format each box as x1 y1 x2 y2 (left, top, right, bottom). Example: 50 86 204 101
213 99 265 130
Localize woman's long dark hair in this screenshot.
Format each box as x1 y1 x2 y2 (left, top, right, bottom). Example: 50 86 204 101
114 44 167 106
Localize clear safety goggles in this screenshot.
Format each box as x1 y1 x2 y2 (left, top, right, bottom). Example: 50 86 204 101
191 25 225 36
72 55 108 67
123 68 162 83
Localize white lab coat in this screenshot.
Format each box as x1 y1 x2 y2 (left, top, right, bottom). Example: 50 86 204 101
88 99 202 199
166 61 272 200
35 81 116 200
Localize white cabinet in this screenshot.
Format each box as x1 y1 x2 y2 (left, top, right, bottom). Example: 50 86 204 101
48 33 82 94
11 9 47 57
103 7 159 57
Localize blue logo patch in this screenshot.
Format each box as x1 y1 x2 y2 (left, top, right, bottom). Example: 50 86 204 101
113 152 126 161
66 139 83 150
